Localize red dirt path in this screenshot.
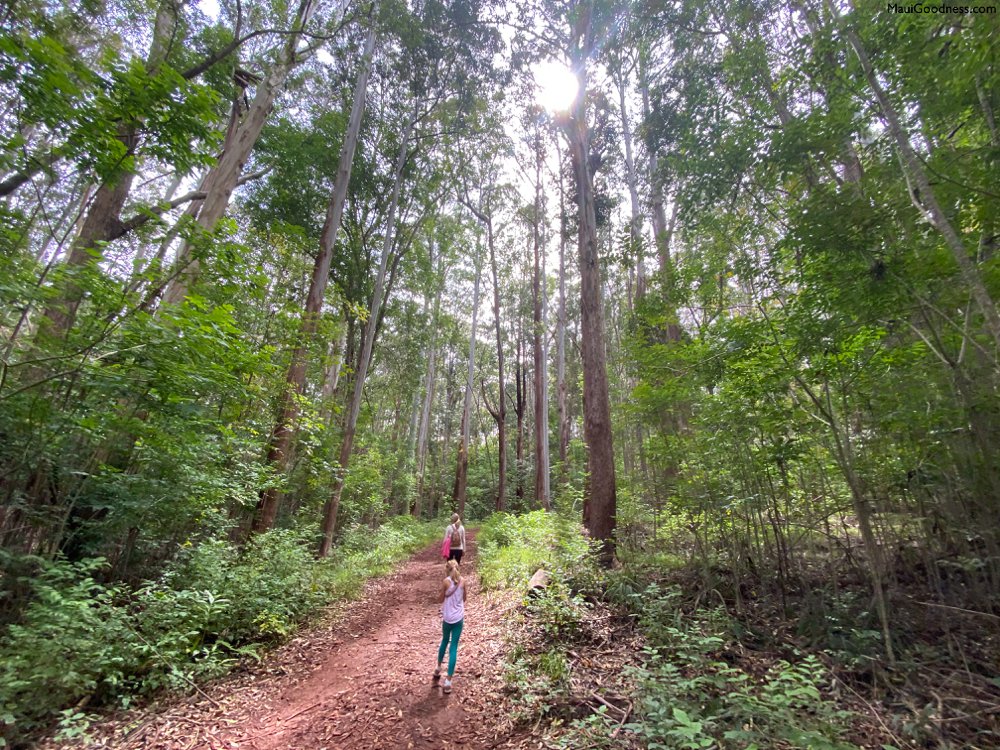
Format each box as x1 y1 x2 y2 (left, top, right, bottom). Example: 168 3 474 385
48 533 532 750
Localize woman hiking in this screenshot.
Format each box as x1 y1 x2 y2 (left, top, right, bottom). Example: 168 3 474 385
433 558 466 694
444 513 466 564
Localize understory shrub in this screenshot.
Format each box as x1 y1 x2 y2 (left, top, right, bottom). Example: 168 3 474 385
0 517 438 741
481 513 861 750
622 585 860 750
476 509 599 592
477 510 606 731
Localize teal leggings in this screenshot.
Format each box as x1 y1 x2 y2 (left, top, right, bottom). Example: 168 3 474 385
437 619 464 676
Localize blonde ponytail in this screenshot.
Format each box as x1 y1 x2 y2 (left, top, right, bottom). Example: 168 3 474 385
446 559 461 583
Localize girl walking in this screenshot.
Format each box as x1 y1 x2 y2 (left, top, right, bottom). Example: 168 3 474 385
445 513 465 564
434 559 466 694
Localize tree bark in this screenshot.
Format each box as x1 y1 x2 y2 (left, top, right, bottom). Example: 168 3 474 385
566 12 617 563
556 152 570 479
531 124 550 510
414 248 446 516
162 0 330 306
452 252 482 517
465 199 506 511
514 308 526 502
540 196 552 507
638 54 676 282
319 113 415 556
253 25 376 533
615 65 644 301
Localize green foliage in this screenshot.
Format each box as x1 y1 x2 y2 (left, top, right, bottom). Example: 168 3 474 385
629 646 858 750
625 603 859 750
0 559 134 733
0 518 438 739
53 708 99 744
525 581 590 642
480 511 606 734
476 509 599 593
628 0 1000 641
0 26 221 183
339 447 390 526
503 643 567 722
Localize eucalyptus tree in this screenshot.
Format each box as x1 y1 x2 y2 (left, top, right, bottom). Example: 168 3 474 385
318 111 429 553
413 235 449 515
318 0 501 554
254 15 378 533
457 113 514 512
502 100 557 511
553 143 571 478
451 240 482 517
161 0 358 305
550 0 619 558
606 34 645 303
523 109 552 511
500 0 618 555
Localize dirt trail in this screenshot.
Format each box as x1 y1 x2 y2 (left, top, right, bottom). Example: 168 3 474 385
61 533 527 750
234 535 509 750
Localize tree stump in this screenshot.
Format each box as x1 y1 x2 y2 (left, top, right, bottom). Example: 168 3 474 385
528 568 549 596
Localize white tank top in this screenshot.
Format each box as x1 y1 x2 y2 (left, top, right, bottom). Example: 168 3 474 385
442 578 464 623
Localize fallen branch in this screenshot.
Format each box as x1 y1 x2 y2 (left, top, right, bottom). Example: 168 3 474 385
914 600 1000 622
611 701 633 739
283 700 321 722
589 690 628 717
832 675 904 748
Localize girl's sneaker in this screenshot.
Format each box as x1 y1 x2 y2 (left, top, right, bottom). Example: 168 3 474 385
442 678 452 694
432 669 441 682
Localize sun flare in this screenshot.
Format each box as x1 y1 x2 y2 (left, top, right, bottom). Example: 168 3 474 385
533 60 579 113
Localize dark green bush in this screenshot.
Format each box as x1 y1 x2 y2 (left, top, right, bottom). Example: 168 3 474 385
0 559 137 728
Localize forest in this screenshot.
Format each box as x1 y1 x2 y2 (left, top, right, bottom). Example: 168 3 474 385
1 0 999 747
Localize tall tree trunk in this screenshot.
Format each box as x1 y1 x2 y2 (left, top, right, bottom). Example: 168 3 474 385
393 386 421 515
436 355 458 516
614 65 649 484
465 201 506 511
514 312 525 502
638 54 675 281
556 153 570 479
390 286 430 515
615 65 644 301
531 126 550 510
253 26 376 533
540 197 551 507
414 340 439 516
567 12 617 562
319 113 415 556
162 0 333 306
452 253 482 517
492 227 507 514
414 248 446 516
